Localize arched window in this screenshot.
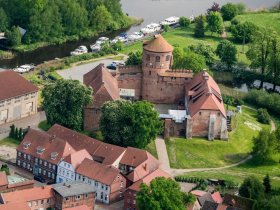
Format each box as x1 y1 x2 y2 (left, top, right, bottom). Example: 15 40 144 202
156 56 160 62
146 55 150 61
166 55 170 61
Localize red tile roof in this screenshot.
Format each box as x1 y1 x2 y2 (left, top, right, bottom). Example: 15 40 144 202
47 124 125 165
0 202 30 210
185 71 226 117
63 149 93 169
17 129 76 164
0 70 38 101
212 191 223 204
0 172 8 186
190 190 207 197
64 205 90 210
2 185 53 203
143 35 173 53
83 63 120 108
76 158 122 186
128 168 170 191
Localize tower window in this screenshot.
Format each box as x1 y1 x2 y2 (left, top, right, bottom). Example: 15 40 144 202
166 55 170 61
146 55 150 61
156 56 160 62
149 71 151 75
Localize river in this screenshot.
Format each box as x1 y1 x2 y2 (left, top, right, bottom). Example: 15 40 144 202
0 0 278 69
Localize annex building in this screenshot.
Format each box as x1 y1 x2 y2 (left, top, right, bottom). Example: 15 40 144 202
84 35 228 140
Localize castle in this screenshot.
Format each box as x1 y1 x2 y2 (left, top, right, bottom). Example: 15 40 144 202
84 35 228 140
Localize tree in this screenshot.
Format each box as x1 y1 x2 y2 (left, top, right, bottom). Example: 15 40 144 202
207 2 220 14
216 40 237 70
9 124 15 138
136 177 195 210
207 11 223 36
18 128 23 141
162 24 170 32
246 28 273 88
90 4 113 32
263 174 271 194
189 43 216 66
179 16 190 28
14 127 19 140
236 3 246 14
252 129 275 161
6 26 21 46
112 40 124 51
267 32 280 91
239 176 264 200
100 100 162 148
173 48 206 73
231 21 258 44
42 80 92 131
125 51 142 66
0 164 10 175
194 15 205 38
221 3 238 21
0 8 9 31
257 108 270 124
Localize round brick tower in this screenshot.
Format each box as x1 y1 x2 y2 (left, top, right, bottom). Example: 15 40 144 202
141 34 174 102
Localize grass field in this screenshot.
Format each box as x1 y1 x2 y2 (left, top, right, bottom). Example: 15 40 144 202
0 137 21 147
166 106 270 169
145 140 158 158
234 12 280 34
121 26 250 65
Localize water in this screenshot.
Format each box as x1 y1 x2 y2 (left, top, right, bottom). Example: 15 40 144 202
0 0 278 69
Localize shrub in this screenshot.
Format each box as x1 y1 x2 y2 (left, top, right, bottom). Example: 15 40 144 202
221 3 238 21
179 16 191 28
257 108 270 124
230 21 258 43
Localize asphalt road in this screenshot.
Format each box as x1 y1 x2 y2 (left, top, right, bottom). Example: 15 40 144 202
57 59 115 82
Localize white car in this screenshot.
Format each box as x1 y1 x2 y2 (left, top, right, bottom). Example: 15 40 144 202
111 36 128 44
70 46 88 56
13 64 35 73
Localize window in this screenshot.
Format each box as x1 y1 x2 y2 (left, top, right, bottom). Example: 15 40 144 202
23 142 31 149
166 55 170 61
35 158 38 163
23 162 26 168
95 181 98 187
47 199 50 204
43 170 46 175
51 152 58 160
199 112 202 116
102 184 104 189
44 161 47 166
52 173 55 179
218 112 221 116
146 55 150 61
53 165 56 170
121 181 124 188
28 155 31 160
101 192 103 199
41 200 44 204
155 56 160 62
17 160 20 166
39 160 42 164
36 146 45 155
18 151 21 157
49 163 52 169
39 168 42 174
85 194 88 198
23 154 26 159
75 195 81 200
48 172 51 178
65 197 69 201
149 71 151 75
28 202 32 207
105 185 108 191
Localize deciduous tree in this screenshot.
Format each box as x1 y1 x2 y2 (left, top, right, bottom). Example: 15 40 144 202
42 80 92 131
125 51 142 66
207 11 223 36
194 15 205 38
6 26 21 46
263 174 272 194
0 8 8 31
239 176 264 200
221 3 238 21
216 40 237 70
179 16 191 28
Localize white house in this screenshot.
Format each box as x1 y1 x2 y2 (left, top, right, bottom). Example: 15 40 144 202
56 149 92 183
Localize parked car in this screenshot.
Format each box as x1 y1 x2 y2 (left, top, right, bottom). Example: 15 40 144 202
47 180 56 185
107 61 125 70
34 175 46 183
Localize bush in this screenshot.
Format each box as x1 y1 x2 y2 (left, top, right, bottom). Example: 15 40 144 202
230 21 258 43
1 164 10 175
221 3 238 21
257 108 270 124
179 16 191 28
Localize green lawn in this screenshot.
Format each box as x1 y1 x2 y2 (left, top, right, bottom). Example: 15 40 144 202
0 137 21 147
121 26 250 64
234 12 280 34
38 120 52 131
145 140 158 158
166 106 270 169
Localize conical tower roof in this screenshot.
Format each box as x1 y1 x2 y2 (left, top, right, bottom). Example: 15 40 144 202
143 34 173 53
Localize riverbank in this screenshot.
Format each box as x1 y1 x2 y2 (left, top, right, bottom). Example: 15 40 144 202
0 50 14 59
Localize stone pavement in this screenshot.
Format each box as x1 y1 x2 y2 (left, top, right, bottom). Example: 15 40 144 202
155 137 171 173
0 111 46 140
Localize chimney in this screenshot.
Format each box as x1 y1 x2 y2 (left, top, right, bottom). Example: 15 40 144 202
143 163 147 171
49 135 56 143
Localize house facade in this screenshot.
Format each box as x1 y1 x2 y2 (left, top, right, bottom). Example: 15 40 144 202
0 70 38 125
83 35 228 140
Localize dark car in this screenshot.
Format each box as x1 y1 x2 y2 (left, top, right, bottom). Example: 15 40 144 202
34 175 46 183
47 180 56 185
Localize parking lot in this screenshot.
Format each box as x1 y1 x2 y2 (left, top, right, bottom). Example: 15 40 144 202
57 59 118 82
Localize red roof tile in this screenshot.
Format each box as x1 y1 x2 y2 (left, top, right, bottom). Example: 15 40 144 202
128 168 170 191
185 71 226 117
0 172 8 186
64 205 90 210
143 35 173 53
212 191 223 204
0 202 30 210
0 70 38 101
63 149 93 170
76 158 122 186
2 185 53 203
190 190 207 197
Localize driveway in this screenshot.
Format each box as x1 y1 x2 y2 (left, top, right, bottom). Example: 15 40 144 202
57 59 116 82
0 111 46 140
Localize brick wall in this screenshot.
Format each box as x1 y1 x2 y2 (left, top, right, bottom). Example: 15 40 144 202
123 189 137 210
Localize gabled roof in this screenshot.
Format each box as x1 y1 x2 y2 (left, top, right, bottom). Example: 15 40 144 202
212 191 223 204
128 168 170 192
2 185 53 203
63 149 93 170
47 124 125 165
185 71 226 117
143 35 173 53
17 129 76 164
198 192 215 207
76 158 121 186
0 70 38 101
0 172 8 186
222 193 254 210
83 63 119 108
122 147 160 182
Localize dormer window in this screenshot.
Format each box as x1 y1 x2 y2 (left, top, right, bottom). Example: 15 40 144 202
51 152 58 160
155 56 160 62
23 142 31 149
36 146 45 155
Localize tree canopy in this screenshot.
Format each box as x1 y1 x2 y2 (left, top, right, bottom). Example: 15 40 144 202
216 40 237 70
207 11 223 35
0 0 129 44
136 177 195 210
42 80 92 131
126 51 143 66
194 15 205 38
231 21 259 44
179 17 191 28
221 3 238 21
239 176 265 200
100 100 162 148
189 43 216 66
